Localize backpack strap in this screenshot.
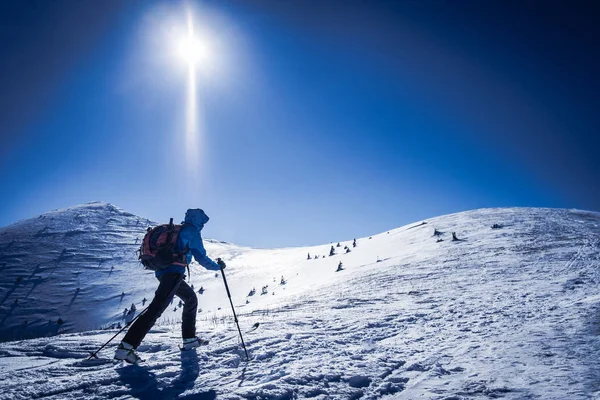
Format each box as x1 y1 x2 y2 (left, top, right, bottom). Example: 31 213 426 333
172 219 192 281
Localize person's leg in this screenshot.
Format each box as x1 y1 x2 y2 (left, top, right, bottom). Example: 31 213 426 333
123 273 183 348
175 280 198 339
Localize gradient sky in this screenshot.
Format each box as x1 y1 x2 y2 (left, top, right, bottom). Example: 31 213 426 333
0 0 598 248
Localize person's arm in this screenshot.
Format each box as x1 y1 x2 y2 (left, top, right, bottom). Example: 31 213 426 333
187 232 221 271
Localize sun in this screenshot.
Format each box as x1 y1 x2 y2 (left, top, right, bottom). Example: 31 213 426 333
177 34 209 67
175 9 212 70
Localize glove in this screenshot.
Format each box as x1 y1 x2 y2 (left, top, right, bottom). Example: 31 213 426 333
216 258 226 270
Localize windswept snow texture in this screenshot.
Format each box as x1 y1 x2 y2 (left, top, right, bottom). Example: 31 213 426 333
0 201 246 341
1 204 600 399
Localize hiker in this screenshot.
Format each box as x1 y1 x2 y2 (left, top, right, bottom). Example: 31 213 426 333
329 246 335 257
307 253 311 260
345 247 351 254
142 298 147 306
336 261 343 272
280 275 286 284
353 238 357 248
336 242 341 248
452 232 459 241
198 286 204 294
115 208 224 364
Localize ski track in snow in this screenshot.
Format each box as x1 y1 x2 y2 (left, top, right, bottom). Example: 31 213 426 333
1 203 600 398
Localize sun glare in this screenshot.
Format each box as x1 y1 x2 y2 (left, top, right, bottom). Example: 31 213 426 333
177 35 210 67
132 2 240 184
141 2 235 179
181 8 203 179
175 9 212 71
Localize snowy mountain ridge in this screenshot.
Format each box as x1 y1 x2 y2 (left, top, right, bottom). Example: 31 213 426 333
1 203 600 399
0 201 250 341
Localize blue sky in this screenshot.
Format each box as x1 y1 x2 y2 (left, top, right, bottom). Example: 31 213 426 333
0 0 598 248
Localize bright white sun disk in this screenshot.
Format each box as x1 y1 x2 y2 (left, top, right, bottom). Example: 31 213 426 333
177 35 209 66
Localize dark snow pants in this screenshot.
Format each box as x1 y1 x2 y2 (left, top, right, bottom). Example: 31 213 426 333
123 272 198 348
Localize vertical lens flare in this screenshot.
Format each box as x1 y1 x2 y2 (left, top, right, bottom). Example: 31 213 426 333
186 59 199 176
184 9 201 180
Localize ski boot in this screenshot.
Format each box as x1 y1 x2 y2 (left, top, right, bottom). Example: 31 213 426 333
114 341 142 364
181 336 210 350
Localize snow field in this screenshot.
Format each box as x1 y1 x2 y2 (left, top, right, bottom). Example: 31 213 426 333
1 204 600 398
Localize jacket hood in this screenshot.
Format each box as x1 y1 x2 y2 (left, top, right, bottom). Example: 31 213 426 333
184 208 210 230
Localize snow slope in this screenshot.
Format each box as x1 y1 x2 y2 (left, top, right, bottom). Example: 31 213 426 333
0 202 247 341
1 203 600 399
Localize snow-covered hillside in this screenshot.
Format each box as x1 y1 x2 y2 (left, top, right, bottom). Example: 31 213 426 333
0 202 248 342
1 204 600 399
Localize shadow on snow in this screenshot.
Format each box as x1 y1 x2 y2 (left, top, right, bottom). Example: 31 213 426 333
116 350 216 400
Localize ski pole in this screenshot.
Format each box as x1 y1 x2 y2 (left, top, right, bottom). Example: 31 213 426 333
218 261 249 361
86 306 149 360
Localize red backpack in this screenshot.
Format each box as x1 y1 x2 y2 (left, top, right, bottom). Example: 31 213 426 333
139 218 187 271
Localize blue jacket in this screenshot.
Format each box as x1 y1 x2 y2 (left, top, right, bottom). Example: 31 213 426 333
155 209 220 277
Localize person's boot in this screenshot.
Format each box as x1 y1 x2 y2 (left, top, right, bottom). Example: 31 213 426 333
114 341 141 364
181 337 209 350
